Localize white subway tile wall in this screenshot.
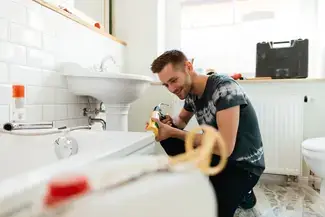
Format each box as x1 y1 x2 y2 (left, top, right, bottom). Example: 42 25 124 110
0 0 125 127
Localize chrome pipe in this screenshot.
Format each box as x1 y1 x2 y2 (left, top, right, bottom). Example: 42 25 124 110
3 122 54 131
69 125 92 132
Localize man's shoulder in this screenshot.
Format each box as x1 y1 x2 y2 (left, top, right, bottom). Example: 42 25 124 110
208 74 238 90
207 74 248 103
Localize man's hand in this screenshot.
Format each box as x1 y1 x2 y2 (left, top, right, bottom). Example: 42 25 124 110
161 114 173 126
151 117 174 142
144 114 173 130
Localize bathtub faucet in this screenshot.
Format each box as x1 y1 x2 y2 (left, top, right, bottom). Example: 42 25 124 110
88 117 106 130
3 121 54 131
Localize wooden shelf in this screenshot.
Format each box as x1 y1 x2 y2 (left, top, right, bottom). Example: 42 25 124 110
150 78 325 86
33 0 127 46
237 78 325 83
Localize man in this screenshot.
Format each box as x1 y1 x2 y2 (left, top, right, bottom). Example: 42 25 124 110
149 50 265 217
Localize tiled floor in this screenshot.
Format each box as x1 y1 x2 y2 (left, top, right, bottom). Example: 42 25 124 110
234 183 325 217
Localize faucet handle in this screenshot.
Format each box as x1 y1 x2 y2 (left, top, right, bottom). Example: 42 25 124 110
101 58 120 73
104 55 116 64
101 55 116 66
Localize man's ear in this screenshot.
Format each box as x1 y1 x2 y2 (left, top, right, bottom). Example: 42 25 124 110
184 61 193 72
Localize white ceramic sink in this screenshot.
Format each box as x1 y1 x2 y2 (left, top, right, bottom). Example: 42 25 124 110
61 62 153 131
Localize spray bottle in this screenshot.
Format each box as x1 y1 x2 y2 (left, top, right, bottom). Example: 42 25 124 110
145 103 169 137
12 84 26 122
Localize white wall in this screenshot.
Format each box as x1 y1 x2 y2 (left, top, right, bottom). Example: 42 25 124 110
113 0 180 132
113 0 159 79
0 0 124 127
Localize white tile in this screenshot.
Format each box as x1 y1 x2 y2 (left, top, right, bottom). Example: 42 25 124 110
78 96 89 104
26 86 55 104
10 105 43 122
55 89 78 104
0 41 26 65
23 0 42 13
27 49 56 70
88 97 100 104
0 84 11 104
27 7 43 31
67 119 79 127
25 105 43 122
77 118 88 126
54 105 68 120
54 10 76 34
10 23 42 48
26 49 43 68
0 18 8 40
41 6 59 36
42 69 67 88
42 34 58 52
0 0 26 24
69 104 84 119
42 105 55 121
42 104 68 121
76 104 87 118
0 105 10 124
0 62 9 83
54 120 68 128
10 65 43 86
67 104 77 118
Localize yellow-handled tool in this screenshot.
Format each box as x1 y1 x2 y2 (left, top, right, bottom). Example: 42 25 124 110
145 103 169 137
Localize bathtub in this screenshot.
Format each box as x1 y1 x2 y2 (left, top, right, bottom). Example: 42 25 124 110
0 156 216 217
0 129 159 181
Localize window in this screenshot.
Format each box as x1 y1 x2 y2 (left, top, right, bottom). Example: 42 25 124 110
180 0 317 77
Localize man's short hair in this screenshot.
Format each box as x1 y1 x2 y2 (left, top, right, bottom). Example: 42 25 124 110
150 50 188 73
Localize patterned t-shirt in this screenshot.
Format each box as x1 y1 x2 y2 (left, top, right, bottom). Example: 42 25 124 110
183 74 265 176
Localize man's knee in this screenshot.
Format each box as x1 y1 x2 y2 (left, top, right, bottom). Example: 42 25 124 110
159 138 185 156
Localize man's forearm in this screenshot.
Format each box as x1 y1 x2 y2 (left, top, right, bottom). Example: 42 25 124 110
170 127 203 148
170 127 222 155
172 116 187 129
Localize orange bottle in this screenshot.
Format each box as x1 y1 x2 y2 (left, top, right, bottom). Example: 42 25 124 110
12 84 26 122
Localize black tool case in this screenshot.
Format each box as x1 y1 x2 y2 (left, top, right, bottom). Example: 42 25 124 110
255 39 309 79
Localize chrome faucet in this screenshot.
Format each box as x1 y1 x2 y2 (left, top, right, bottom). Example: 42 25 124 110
99 55 117 72
88 116 106 130
3 121 54 131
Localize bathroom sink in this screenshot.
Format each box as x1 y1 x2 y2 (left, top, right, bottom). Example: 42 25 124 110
61 62 153 131
61 62 152 104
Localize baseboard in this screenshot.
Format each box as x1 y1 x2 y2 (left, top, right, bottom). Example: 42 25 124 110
260 174 321 190
299 176 321 190
299 176 309 185
260 173 287 184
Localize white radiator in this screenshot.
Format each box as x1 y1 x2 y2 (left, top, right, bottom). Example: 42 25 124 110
249 94 304 176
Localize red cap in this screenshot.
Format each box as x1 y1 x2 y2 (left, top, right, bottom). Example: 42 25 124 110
94 22 101 29
12 85 25 98
44 175 90 207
